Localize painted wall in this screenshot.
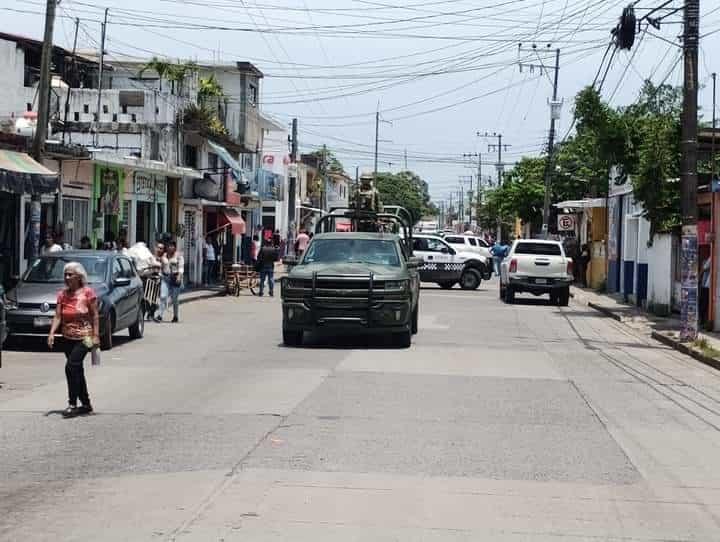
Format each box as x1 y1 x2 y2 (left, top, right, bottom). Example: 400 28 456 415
647 233 673 315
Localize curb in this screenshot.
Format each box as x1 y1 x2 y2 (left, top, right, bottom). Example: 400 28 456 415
651 331 720 371
178 291 223 305
587 301 624 322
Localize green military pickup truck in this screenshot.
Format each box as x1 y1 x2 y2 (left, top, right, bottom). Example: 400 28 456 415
280 232 421 348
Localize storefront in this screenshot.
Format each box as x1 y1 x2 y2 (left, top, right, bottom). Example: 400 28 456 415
0 150 58 287
92 164 126 248
131 171 167 245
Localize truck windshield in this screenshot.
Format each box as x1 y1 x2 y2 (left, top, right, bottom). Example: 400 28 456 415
514 242 562 256
302 239 401 267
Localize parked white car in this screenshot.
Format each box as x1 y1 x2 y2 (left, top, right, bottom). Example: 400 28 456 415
499 239 573 305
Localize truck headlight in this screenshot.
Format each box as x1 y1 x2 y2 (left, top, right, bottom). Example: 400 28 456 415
385 280 408 291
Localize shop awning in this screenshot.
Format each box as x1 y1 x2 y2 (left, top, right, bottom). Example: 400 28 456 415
0 149 58 195
553 198 606 210
220 208 246 235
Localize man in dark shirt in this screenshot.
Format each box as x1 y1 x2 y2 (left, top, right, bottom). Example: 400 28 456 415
257 241 280 297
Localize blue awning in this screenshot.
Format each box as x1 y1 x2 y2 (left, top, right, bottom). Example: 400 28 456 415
207 140 242 180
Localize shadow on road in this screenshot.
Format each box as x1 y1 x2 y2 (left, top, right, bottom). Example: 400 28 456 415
506 297 555 306
3 334 133 353
281 332 410 350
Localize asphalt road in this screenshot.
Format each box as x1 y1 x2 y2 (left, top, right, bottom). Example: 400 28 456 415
3 280 720 541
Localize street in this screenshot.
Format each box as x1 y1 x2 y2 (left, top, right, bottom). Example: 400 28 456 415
2 282 720 541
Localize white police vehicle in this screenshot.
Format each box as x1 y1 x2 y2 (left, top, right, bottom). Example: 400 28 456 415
411 233 491 290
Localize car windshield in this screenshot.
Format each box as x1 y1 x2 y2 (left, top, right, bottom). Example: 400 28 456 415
302 239 401 267
24 256 108 283
514 242 562 256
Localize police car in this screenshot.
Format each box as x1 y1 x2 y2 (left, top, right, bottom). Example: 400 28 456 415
411 234 491 290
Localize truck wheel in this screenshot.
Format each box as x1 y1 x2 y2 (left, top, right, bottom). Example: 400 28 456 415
504 285 515 304
395 330 412 348
437 282 455 289
460 268 481 290
558 287 570 307
283 327 303 346
411 304 419 334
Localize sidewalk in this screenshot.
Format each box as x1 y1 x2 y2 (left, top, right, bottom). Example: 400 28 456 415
178 286 224 305
572 285 720 370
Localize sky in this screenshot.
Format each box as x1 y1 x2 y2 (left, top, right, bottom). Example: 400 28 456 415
3 0 720 207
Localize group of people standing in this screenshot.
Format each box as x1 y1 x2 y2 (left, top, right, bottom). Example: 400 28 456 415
142 240 184 323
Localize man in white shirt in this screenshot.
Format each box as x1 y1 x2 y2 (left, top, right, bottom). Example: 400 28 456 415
41 234 62 254
203 235 217 285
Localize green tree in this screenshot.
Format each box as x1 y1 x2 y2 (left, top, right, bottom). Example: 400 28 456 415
198 75 225 106
375 170 435 223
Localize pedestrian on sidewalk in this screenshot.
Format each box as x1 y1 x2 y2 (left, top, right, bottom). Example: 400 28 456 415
47 262 99 418
257 239 280 297
295 229 310 258
578 243 590 288
203 234 218 286
158 240 184 323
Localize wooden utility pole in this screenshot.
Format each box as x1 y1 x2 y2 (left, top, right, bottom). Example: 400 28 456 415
679 0 700 341
31 0 57 161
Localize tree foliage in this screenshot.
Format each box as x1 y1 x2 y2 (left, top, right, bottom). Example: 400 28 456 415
375 170 436 223
483 81 682 236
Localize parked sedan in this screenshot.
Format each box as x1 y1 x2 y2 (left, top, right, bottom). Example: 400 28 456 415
5 251 144 350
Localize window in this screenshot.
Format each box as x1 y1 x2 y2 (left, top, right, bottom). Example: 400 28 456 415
62 198 90 247
241 153 253 170
248 83 258 106
74 112 80 121
413 237 448 253
184 145 198 168
112 113 117 122
514 242 562 256
150 131 160 160
207 152 219 172
444 237 463 244
26 103 32 112
83 104 89 114
262 206 275 213
468 238 477 246
102 104 109 114
25 256 107 284
121 104 128 114
118 258 134 278
112 259 123 280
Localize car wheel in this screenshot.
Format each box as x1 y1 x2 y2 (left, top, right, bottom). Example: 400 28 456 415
283 327 303 346
504 285 515 304
437 282 455 289
395 330 412 348
129 307 144 339
411 304 419 335
558 287 570 307
100 312 114 351
460 268 481 290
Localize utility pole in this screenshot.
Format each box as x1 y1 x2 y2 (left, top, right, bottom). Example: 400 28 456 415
541 48 561 238
679 0 700 341
484 132 510 240
462 153 481 227
30 0 58 263
404 149 408 170
287 118 298 254
62 17 80 144
374 111 379 181
712 72 717 181
94 8 109 147
32 0 57 162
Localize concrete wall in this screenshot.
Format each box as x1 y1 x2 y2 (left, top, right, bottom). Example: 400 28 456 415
647 233 673 316
0 39 36 122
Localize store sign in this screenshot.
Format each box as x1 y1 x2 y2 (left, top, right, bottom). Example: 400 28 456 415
557 214 575 231
134 172 155 197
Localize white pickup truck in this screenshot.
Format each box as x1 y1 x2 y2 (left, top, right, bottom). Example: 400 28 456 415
499 239 573 306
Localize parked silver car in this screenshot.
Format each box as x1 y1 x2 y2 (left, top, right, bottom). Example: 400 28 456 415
5 251 145 350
